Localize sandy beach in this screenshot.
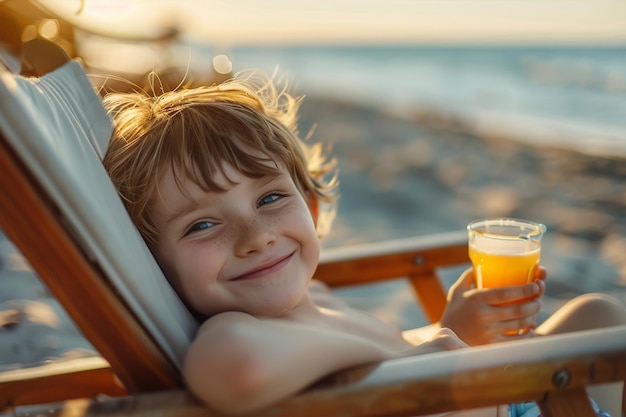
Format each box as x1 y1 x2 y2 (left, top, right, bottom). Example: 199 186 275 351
1 93 625 371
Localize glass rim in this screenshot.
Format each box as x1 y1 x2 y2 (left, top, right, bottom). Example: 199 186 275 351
467 217 546 240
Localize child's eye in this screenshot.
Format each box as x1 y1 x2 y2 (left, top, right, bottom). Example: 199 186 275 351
259 192 286 207
186 220 215 235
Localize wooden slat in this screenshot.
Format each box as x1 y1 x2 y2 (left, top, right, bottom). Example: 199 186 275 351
316 232 468 288
0 358 126 407
0 135 181 395
290 333 625 417
409 273 448 323
537 387 598 417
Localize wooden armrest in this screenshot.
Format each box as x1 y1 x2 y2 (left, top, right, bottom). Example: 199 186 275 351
316 231 469 322
4 326 624 417
317 231 468 283
272 326 626 417
0 357 126 409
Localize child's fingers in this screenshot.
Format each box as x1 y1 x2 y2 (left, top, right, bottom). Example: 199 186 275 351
485 316 540 343
448 268 475 299
534 266 547 281
479 283 541 306
502 298 542 321
500 318 538 339
536 279 546 298
472 298 541 327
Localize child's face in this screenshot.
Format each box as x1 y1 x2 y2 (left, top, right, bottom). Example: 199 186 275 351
150 161 320 318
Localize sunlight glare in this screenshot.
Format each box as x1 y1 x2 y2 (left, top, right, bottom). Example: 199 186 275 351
21 25 38 43
33 0 174 39
78 38 156 74
212 54 232 75
39 19 60 40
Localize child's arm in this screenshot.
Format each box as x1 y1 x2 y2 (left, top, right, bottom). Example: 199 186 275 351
184 311 463 414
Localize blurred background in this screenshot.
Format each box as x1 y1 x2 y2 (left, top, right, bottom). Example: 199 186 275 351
1 0 625 367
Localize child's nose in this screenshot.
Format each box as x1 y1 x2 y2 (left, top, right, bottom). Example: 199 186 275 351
234 217 276 256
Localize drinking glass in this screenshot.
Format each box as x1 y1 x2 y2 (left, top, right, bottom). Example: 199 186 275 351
467 218 546 334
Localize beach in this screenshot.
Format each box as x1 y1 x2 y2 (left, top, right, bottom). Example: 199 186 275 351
303 94 626 325
1 87 625 370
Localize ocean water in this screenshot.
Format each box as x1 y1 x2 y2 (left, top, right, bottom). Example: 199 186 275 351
198 45 626 157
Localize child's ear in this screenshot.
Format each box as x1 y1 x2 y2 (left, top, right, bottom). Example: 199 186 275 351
307 193 319 227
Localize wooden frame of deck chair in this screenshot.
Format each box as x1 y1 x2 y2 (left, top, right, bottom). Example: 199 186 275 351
0 38 624 417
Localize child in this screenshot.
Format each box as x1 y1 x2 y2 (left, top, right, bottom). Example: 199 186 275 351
102 71 625 415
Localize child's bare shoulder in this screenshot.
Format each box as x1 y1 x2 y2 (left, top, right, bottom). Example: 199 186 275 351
196 311 258 336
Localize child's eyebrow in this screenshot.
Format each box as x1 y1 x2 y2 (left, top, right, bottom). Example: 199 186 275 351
257 172 283 186
164 199 200 227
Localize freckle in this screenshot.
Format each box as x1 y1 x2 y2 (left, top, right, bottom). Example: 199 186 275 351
217 230 233 249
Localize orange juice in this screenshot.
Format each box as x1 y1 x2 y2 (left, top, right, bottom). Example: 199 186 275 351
469 238 541 289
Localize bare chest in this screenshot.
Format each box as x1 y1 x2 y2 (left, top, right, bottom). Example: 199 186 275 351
310 289 409 350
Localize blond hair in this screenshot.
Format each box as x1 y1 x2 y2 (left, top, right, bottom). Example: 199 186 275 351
103 71 337 245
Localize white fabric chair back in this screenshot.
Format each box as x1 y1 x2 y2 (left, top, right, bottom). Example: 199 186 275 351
0 60 198 369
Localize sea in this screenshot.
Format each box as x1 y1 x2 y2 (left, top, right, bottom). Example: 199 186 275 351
192 44 626 158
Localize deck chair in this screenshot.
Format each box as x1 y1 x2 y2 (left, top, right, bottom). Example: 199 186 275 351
0 38 624 417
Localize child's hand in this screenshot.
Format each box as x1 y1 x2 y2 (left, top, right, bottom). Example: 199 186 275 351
439 268 545 346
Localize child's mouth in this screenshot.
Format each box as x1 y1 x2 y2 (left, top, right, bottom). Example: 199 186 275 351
232 252 294 281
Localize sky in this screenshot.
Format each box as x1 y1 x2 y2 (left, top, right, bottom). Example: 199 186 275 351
33 0 626 45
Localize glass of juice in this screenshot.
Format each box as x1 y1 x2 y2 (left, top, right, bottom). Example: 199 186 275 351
467 218 546 334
